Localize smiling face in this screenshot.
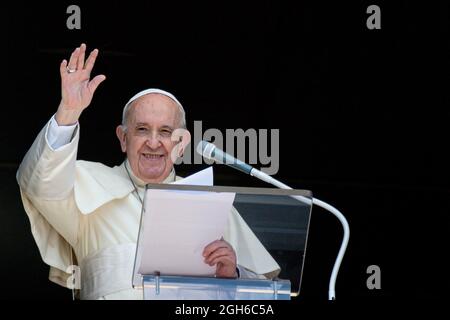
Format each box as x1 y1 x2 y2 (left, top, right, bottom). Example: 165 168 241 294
116 93 182 183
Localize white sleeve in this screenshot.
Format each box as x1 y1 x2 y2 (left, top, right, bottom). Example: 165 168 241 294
237 265 268 279
46 115 78 150
17 116 81 248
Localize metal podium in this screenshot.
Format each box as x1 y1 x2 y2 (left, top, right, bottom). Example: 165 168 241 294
132 184 313 300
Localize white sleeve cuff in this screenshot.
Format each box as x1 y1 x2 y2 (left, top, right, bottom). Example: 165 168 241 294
46 115 78 150
236 265 267 279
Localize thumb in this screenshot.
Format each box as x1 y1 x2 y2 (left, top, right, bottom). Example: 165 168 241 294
88 75 106 93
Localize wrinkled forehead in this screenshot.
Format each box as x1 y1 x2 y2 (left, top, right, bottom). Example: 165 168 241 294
127 93 180 125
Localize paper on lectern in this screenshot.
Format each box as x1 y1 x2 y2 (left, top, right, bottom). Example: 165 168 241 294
172 166 213 186
134 167 235 281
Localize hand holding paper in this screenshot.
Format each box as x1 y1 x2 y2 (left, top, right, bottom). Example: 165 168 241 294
203 239 238 278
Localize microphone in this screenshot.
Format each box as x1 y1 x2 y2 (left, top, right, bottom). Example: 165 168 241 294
195 139 350 301
196 140 289 187
196 140 254 175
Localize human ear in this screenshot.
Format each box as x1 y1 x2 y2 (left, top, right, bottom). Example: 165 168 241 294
116 125 127 153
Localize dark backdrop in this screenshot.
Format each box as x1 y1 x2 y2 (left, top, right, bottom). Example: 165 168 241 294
1 0 449 300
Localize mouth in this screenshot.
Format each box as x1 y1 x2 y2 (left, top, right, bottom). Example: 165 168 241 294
141 153 165 160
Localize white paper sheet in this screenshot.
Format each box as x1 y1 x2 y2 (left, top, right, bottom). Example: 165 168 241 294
172 166 213 186
134 167 236 282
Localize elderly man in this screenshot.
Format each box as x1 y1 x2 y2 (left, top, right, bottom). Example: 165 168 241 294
17 44 279 300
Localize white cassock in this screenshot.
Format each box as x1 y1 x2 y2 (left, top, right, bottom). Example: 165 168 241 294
16 116 280 300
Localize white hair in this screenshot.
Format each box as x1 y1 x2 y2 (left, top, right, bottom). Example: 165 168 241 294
121 88 186 130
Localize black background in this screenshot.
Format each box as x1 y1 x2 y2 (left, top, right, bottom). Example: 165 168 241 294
1 0 449 301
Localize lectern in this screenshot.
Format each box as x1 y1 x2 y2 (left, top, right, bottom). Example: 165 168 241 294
132 184 312 300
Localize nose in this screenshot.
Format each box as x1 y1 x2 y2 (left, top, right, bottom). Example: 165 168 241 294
145 134 162 150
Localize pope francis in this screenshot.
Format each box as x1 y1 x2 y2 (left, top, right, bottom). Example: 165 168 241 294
16 44 279 300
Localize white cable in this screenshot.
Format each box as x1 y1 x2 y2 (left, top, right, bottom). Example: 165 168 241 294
251 168 350 300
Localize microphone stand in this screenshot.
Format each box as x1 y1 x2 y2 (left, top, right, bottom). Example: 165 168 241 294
250 169 350 301
197 140 350 300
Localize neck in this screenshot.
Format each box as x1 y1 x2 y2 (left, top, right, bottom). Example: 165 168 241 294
124 160 175 186
124 160 146 187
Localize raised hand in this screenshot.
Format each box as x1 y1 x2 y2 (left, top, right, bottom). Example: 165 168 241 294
55 44 106 125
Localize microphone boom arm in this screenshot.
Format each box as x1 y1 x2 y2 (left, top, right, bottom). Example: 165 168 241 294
251 168 350 301
197 140 350 300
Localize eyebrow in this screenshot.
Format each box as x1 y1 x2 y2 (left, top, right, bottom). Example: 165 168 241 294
134 123 175 130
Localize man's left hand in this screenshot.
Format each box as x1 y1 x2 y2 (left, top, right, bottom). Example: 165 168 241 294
203 239 237 278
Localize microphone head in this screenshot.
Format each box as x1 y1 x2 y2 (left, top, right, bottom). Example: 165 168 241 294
196 140 216 160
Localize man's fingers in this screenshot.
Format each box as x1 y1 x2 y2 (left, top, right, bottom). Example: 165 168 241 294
84 49 99 74
203 240 231 258
67 47 80 71
88 75 106 94
210 255 235 267
60 60 68 77
77 43 86 71
204 248 233 265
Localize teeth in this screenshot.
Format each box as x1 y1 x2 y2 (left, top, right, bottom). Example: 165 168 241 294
143 154 162 159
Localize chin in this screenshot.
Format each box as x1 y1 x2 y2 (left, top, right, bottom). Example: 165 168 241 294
139 166 167 183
